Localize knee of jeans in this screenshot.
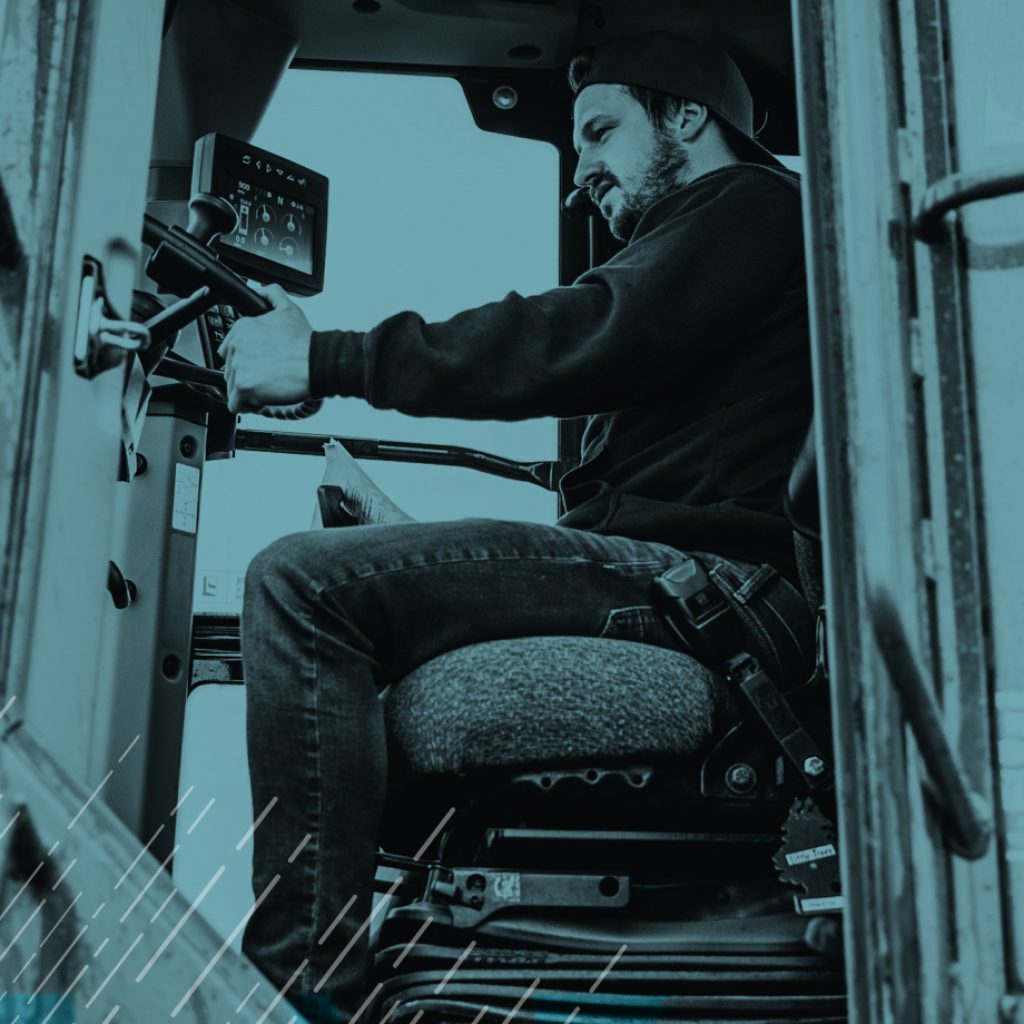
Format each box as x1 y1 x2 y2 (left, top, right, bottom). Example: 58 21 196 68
244 532 318 607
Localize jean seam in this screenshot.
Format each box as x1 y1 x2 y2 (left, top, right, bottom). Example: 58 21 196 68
301 598 324 992
598 605 654 642
312 552 668 600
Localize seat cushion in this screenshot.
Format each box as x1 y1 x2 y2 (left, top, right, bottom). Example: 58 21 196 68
385 636 727 776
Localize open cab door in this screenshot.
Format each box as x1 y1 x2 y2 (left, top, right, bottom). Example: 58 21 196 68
795 0 1024 1019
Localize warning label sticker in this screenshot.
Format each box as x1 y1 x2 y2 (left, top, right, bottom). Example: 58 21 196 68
172 463 201 533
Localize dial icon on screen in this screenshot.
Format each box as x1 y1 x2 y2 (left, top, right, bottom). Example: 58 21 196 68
255 203 276 224
279 237 298 258
282 213 302 235
255 226 274 248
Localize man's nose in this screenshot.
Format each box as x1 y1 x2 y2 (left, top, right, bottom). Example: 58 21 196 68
573 150 601 189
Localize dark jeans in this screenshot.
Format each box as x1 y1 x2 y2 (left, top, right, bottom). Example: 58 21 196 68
239 518 813 1023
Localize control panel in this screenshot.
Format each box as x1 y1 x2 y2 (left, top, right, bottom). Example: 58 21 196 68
191 133 328 296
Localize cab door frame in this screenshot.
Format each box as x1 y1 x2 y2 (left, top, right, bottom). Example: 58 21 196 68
0 2 299 1017
793 0 1018 1019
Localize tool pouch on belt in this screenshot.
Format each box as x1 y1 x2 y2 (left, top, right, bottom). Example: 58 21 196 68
652 554 816 689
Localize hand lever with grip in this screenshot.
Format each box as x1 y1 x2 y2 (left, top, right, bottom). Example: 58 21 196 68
142 194 271 316
186 193 238 246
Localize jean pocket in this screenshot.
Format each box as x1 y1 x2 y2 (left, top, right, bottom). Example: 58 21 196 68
598 605 657 643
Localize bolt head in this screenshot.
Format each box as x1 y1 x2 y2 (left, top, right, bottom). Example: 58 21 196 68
725 763 757 794
803 756 826 777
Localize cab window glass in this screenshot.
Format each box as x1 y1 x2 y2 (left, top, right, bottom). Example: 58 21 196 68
195 70 560 611
180 73 559 936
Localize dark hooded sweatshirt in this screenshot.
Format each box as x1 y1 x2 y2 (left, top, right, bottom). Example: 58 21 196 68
308 163 812 583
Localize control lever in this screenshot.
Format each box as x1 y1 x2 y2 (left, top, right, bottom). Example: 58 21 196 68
185 193 237 246
141 194 322 420
142 196 271 317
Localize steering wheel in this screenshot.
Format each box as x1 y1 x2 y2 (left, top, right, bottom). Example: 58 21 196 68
141 194 322 420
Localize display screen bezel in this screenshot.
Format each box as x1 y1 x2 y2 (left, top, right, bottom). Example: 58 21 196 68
192 133 328 297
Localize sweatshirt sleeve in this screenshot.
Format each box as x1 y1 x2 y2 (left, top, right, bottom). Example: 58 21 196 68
308 168 804 420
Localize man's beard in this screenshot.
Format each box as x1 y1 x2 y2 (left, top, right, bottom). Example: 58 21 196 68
608 134 690 241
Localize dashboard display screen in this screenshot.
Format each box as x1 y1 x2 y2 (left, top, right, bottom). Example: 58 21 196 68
192 133 328 296
220 176 316 275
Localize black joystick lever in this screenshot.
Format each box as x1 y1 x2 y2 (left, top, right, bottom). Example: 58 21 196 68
141 192 323 423
185 193 238 246
142 196 270 317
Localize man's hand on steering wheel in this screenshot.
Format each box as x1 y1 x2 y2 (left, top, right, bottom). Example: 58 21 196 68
218 283 313 412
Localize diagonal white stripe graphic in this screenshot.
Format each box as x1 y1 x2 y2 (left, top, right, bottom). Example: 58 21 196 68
287 833 312 863
150 887 178 924
38 892 82 950
347 981 384 1024
314 877 404 991
29 924 88 1002
185 798 215 835
99 1006 120 1024
117 736 140 763
378 998 405 1024
67 771 113 831
0 695 16 720
170 873 280 1018
94 938 109 958
170 786 194 816
562 1008 580 1024
414 806 456 860
501 978 539 1024
85 933 144 1008
392 916 432 968
11 949 36 985
0 810 21 844
235 981 260 1014
0 861 43 922
318 894 357 946
0 898 46 962
51 858 77 891
434 941 476 994
236 797 278 850
588 943 627 992
119 845 179 923
39 962 89 1024
114 825 165 889
253 957 307 1024
468 1006 491 1024
136 865 225 981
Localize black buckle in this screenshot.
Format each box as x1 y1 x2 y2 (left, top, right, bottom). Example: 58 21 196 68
653 558 744 661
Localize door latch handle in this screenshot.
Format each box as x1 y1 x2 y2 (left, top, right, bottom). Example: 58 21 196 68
73 256 150 379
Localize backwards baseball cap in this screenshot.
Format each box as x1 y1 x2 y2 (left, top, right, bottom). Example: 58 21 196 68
571 32 783 169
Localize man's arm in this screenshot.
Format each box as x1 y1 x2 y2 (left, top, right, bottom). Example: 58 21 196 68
309 169 804 419
222 168 803 418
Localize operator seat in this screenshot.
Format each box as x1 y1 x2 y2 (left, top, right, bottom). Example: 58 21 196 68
370 423 844 1024
387 635 727 776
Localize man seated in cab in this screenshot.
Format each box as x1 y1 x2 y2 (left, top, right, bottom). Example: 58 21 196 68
220 32 814 1023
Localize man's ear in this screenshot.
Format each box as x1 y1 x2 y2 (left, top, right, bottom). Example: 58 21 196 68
668 100 709 142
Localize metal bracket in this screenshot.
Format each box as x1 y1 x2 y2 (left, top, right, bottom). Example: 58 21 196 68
73 257 150 379
913 164 1024 243
431 866 630 929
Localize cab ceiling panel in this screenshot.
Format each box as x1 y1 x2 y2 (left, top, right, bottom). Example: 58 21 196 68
224 0 797 150
233 0 580 69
